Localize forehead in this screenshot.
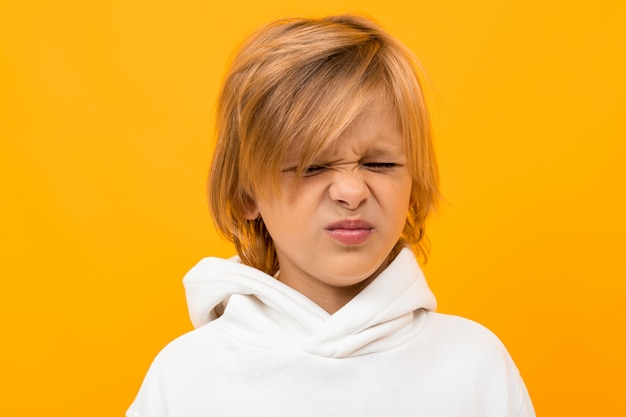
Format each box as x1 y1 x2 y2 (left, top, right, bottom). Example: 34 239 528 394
339 98 402 144
299 97 405 163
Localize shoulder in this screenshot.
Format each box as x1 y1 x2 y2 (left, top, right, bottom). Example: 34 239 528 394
421 312 532 395
419 312 516 370
130 322 236 399
418 312 534 416
154 319 232 362
127 323 232 417
423 311 506 346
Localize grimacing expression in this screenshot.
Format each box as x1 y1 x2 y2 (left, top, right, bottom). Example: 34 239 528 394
244 99 412 307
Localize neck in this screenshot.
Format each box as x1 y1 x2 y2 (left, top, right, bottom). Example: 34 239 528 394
303 279 376 314
277 260 389 314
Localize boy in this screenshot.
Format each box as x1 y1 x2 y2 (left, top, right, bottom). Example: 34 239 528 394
127 14 535 417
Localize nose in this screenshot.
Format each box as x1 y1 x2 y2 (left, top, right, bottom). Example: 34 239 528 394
328 168 370 209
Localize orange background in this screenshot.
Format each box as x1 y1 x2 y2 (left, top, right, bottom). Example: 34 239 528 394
1 1 625 415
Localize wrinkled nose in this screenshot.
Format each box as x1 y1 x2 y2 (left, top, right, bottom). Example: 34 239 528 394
328 169 370 209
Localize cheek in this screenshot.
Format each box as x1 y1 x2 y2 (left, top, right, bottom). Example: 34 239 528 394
384 177 413 225
371 173 412 202
256 193 314 237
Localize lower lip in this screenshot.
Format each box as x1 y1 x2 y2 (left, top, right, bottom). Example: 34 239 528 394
326 229 372 245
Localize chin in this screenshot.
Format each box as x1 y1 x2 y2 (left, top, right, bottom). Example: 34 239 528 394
326 266 383 287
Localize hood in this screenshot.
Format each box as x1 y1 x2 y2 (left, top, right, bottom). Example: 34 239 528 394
183 247 437 358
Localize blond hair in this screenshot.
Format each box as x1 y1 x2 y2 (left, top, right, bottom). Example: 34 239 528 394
209 14 439 275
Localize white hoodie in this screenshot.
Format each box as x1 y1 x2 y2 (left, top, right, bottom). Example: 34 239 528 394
127 248 535 417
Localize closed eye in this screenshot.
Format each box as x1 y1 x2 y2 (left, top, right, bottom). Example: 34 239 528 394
281 164 328 177
362 162 399 170
302 165 328 176
282 162 400 176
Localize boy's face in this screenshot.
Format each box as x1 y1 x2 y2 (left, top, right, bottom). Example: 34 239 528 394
246 99 412 312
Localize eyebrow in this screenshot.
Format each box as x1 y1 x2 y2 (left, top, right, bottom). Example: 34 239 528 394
358 145 407 160
367 145 404 153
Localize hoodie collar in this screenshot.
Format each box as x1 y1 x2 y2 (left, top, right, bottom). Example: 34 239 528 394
183 248 436 358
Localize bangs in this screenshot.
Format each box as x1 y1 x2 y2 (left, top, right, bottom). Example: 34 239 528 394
241 40 404 199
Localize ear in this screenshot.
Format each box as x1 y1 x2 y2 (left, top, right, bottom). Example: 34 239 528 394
240 195 260 220
242 205 259 220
